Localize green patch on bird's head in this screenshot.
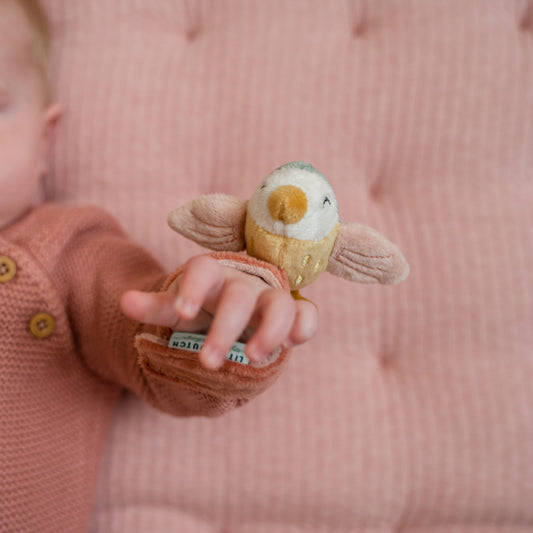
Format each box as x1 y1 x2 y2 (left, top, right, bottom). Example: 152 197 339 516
274 161 324 178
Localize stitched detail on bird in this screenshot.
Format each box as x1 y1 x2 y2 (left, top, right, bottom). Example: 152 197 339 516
245 215 339 290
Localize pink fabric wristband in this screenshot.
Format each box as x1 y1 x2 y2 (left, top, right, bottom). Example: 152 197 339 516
135 252 291 417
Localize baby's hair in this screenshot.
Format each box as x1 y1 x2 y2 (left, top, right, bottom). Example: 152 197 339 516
9 0 52 101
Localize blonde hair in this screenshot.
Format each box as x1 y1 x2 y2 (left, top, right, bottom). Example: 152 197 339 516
9 0 52 102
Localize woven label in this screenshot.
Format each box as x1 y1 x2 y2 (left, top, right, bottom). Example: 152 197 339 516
168 332 250 365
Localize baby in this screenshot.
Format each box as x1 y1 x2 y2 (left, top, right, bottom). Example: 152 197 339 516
0 1 317 531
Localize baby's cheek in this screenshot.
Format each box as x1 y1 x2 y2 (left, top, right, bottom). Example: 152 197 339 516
0 151 41 226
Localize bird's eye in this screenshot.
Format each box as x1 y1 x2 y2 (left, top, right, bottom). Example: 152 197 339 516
323 196 331 207
260 183 267 190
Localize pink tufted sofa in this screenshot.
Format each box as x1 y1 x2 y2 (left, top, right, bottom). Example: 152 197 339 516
42 0 533 531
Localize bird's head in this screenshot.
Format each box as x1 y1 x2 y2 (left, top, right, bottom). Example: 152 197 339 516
247 162 340 241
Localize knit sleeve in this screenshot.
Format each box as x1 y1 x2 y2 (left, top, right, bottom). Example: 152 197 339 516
135 252 291 417
50 207 290 417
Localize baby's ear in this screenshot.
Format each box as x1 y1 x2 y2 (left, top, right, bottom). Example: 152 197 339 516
43 102 62 139
40 103 62 175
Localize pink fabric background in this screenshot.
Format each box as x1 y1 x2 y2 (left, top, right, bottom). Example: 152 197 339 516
43 0 533 531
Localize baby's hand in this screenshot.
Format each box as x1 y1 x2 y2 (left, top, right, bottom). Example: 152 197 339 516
120 255 318 370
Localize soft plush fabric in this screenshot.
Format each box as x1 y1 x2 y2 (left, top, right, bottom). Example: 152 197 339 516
41 0 533 531
167 162 410 291
167 165 409 296
0 205 289 533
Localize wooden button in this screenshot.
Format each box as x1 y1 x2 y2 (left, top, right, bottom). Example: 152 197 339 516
28 312 56 339
0 256 17 283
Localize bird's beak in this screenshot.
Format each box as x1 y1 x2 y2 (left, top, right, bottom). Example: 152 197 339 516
268 185 307 224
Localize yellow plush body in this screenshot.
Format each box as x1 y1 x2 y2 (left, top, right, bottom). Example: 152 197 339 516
245 216 338 291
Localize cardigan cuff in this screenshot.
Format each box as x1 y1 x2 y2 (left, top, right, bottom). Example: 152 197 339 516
135 252 291 417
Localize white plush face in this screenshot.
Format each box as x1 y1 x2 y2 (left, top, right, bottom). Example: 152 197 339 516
247 163 340 241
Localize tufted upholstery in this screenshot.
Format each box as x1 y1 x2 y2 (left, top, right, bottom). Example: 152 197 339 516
42 0 533 531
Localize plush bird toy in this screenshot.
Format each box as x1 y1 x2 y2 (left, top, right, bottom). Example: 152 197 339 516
168 162 409 296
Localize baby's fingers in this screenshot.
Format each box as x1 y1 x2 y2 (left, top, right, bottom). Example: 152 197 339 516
174 255 224 320
245 289 296 362
120 290 178 327
287 299 319 346
199 279 258 369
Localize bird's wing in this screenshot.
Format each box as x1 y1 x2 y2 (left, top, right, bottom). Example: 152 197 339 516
327 222 409 284
167 194 247 251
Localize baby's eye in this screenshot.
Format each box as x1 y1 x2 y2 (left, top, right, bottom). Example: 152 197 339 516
323 196 331 207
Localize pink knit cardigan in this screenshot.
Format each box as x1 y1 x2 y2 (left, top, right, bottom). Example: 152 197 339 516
39 1 533 531
0 205 289 532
